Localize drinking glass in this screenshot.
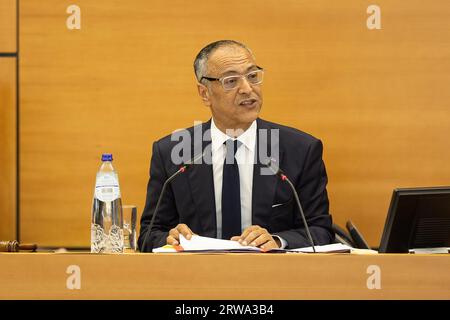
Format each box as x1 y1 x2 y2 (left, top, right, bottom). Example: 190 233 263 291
122 205 137 251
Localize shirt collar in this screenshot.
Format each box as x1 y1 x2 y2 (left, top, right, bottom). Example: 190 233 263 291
210 118 257 153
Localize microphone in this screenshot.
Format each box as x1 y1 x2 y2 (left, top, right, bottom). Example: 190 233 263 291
141 151 205 252
263 159 316 252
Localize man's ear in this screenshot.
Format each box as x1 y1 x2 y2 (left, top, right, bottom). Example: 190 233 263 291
197 83 211 107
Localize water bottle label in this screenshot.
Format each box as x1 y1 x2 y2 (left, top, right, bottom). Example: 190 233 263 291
95 173 121 202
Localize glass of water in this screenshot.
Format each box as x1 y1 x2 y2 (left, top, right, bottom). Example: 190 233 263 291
122 205 137 252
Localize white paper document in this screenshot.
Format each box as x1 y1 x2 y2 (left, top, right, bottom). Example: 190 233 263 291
179 234 262 252
152 235 283 253
287 243 353 253
408 247 450 254
152 245 178 253
152 235 363 254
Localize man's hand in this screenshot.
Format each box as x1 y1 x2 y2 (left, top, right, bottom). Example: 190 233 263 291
231 225 280 250
166 224 195 246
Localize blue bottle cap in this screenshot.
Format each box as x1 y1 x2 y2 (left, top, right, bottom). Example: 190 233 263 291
101 154 113 161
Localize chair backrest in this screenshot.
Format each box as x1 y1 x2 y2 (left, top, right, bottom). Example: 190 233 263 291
332 223 355 247
332 220 371 249
346 220 370 249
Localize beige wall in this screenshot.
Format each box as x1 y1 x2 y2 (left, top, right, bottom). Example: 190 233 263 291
16 0 450 247
0 0 17 241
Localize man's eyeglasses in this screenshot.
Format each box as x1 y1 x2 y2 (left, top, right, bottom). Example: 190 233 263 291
200 66 264 90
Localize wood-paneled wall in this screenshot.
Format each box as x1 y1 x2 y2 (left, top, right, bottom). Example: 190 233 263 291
0 58 16 241
18 0 450 247
0 0 17 241
0 0 16 52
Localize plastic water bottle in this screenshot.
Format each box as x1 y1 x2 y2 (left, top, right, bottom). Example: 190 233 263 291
91 154 124 253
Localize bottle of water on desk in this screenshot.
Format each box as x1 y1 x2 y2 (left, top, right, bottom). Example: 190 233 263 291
91 153 124 253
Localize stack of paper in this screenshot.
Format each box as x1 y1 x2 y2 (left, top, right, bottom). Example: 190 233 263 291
152 235 367 254
179 234 262 252
153 235 280 253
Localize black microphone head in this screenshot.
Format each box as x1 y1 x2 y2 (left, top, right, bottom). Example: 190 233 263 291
183 150 205 169
263 158 284 177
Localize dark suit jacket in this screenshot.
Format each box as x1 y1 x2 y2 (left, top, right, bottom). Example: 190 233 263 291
138 118 334 251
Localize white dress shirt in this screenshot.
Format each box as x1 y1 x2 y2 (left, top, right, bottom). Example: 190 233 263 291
210 118 256 239
210 118 287 249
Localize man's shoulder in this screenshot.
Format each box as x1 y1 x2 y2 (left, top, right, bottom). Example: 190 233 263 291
257 118 321 145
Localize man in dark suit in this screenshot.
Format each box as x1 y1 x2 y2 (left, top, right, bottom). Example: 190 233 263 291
138 40 334 252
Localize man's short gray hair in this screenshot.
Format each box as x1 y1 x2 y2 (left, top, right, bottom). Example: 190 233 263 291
193 40 253 83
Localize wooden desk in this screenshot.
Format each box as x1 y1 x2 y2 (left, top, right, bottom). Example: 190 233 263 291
0 253 449 299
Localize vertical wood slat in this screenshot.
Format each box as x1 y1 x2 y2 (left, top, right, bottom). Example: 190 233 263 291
0 58 17 241
0 0 17 52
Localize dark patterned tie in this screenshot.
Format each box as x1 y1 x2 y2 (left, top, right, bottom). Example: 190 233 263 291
221 139 242 240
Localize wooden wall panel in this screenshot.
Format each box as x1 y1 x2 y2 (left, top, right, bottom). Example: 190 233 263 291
20 0 450 247
0 0 16 52
0 58 17 240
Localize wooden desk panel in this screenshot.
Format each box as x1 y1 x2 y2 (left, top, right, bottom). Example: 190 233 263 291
0 253 449 299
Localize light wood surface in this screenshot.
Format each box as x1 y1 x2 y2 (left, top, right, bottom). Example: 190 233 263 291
0 0 16 52
18 0 450 247
0 253 449 299
0 58 16 240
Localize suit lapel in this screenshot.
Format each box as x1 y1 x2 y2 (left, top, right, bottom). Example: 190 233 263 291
252 118 284 227
186 120 217 237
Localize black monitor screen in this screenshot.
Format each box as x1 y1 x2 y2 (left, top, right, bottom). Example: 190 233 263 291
379 186 450 253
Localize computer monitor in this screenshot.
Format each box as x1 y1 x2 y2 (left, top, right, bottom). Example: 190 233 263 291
379 186 450 253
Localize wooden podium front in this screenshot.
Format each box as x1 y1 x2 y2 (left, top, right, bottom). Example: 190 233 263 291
0 253 449 299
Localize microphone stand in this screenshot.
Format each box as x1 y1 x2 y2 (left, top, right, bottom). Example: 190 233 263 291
265 161 316 252
141 151 204 252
